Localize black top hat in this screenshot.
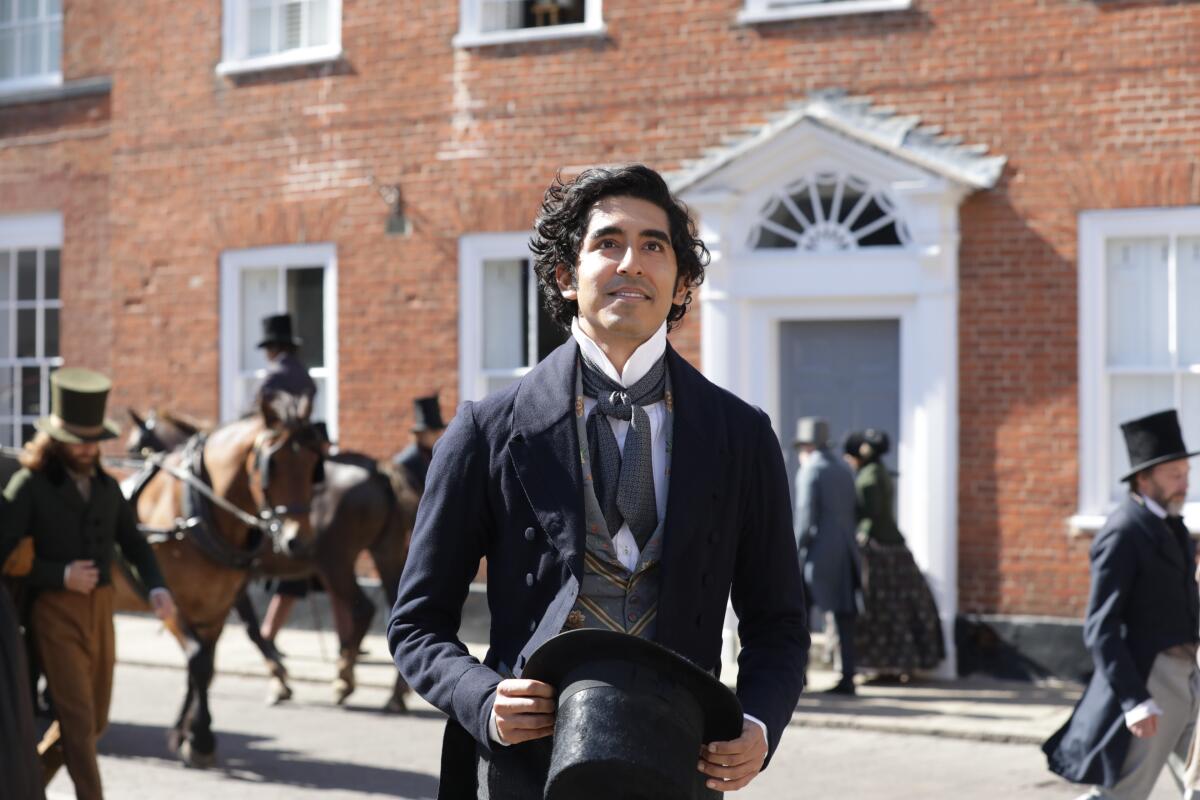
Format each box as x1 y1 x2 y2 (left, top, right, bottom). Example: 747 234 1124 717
34 368 121 443
411 395 445 432
256 314 302 349
522 629 743 800
1119 409 1199 481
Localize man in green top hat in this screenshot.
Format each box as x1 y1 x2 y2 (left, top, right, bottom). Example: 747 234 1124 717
0 368 175 800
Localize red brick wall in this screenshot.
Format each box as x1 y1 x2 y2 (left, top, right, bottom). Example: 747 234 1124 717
7 0 1200 616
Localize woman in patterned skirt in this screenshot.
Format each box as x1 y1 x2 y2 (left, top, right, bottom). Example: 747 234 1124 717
843 429 945 681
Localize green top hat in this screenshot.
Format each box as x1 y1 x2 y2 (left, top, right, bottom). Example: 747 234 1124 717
34 368 121 443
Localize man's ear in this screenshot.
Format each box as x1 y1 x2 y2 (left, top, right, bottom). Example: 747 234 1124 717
555 263 578 301
671 273 689 306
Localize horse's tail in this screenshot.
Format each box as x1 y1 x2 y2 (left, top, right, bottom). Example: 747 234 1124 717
372 460 419 603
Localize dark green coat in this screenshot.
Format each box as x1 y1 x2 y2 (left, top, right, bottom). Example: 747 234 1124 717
0 463 165 592
854 461 904 546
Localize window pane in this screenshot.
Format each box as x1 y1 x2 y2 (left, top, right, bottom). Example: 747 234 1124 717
20 365 38 415
0 309 10 359
249 2 273 56
0 423 12 448
1109 374 1174 498
1178 237 1200 366
482 259 528 370
282 0 303 49
1106 237 1169 367
47 0 61 15
16 250 35 300
485 374 523 395
286 266 324 369
240 267 279 372
309 375 327 422
309 0 329 46
481 0 523 32
16 308 34 357
43 248 58 300
1182 376 1200 502
17 25 40 76
0 368 12 417
0 0 12 23
43 307 57 357
16 0 35 20
0 250 10 301
0 29 14 80
46 18 59 72
20 422 34 445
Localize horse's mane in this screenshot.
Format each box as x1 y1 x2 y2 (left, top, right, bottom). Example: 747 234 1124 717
155 409 210 435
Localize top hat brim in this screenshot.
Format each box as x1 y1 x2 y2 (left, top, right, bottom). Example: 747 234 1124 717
522 629 744 743
1120 449 1200 482
34 415 121 444
257 336 303 349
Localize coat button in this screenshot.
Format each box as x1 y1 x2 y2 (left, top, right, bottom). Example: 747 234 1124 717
524 527 535 542
629 595 640 605
627 612 637 623
525 573 534 587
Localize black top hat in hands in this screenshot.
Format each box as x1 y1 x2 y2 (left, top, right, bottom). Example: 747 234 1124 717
1120 409 1199 481
522 629 744 800
256 314 302 349
411 395 445 432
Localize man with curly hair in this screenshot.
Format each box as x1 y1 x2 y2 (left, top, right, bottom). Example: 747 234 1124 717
390 164 808 797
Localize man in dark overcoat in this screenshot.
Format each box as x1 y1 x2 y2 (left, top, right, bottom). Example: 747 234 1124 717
0 368 175 800
388 164 808 798
256 313 317 413
1044 409 1200 799
793 416 861 695
392 395 447 496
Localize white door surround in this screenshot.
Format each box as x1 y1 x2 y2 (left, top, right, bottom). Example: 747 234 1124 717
673 92 1005 676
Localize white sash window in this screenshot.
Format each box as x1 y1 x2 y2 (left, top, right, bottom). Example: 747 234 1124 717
218 0 342 76
455 0 604 47
0 0 62 94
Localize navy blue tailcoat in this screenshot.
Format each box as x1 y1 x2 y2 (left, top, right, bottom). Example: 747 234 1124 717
1043 497 1199 787
388 339 809 796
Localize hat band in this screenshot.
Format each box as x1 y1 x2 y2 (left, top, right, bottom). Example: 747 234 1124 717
49 415 107 439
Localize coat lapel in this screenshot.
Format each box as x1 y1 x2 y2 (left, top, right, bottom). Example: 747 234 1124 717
1128 497 1189 573
508 340 586 581
658 346 722 643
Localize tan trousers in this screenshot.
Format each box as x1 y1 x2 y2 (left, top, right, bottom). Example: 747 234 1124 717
31 585 115 800
1084 650 1199 800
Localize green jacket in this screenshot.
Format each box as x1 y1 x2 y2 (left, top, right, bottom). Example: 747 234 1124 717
854 461 904 546
0 463 166 592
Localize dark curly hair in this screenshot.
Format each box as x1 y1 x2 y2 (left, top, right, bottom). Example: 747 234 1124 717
528 164 709 332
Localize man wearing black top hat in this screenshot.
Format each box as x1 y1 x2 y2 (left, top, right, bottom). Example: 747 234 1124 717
0 368 175 800
256 313 317 414
392 395 447 496
1044 409 1200 799
389 165 808 798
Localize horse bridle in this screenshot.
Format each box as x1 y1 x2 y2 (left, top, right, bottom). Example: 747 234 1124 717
249 427 321 544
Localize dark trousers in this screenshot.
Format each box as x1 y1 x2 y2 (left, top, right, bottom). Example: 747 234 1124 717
834 612 857 681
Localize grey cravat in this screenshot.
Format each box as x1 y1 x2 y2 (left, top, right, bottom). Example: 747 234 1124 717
580 354 667 548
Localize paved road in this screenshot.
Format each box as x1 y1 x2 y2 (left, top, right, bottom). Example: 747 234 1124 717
47 662 1182 799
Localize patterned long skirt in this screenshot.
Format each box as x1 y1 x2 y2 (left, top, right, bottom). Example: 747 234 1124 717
854 541 946 674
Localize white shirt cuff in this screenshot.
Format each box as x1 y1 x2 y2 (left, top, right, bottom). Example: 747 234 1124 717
488 705 510 747
1124 699 1163 728
744 713 768 744
63 564 71 585
149 587 171 602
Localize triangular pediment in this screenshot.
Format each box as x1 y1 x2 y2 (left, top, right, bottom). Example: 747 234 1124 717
669 89 1006 196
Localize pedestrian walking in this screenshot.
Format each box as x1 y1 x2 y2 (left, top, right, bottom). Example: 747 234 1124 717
843 428 944 680
0 368 176 800
793 416 861 695
1043 409 1200 799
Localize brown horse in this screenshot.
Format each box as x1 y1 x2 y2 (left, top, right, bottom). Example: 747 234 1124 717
115 394 321 767
126 408 417 713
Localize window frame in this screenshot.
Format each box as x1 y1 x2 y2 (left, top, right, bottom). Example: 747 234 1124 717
216 0 343 77
0 212 63 447
453 0 605 49
1076 207 1200 532
738 0 911 25
0 0 63 96
219 242 338 440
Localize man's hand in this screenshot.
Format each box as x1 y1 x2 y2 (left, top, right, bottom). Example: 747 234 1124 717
493 679 556 744
1129 714 1159 739
698 719 768 792
64 560 99 594
149 589 176 622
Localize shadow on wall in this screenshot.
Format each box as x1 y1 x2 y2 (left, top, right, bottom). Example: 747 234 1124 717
956 615 1091 684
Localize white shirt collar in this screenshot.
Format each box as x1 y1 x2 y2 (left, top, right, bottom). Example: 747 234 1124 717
1140 494 1169 519
571 318 667 388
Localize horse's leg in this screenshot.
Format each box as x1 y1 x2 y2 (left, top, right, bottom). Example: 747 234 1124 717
370 536 412 714
232 585 289 685
321 566 372 705
166 668 196 754
179 637 218 768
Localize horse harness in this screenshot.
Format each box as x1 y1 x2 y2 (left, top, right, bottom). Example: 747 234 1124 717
130 431 312 571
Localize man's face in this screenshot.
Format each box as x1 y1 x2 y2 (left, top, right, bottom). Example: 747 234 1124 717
416 429 444 450
61 441 100 473
1141 459 1190 515
556 195 688 353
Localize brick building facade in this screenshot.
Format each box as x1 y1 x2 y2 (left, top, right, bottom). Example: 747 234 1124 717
2 0 1196 676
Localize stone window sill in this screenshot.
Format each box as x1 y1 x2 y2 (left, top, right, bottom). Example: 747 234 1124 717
453 22 607 49
216 45 343 77
738 0 912 25
0 75 110 108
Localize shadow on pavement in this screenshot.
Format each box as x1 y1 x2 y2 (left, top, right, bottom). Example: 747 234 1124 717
99 721 440 798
